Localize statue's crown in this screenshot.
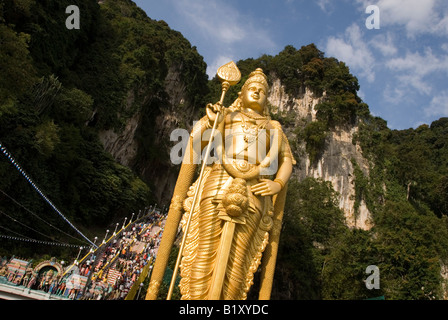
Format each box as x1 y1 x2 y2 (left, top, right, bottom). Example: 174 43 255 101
242 68 268 91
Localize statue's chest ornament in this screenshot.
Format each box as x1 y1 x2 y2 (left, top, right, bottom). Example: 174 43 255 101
240 112 269 144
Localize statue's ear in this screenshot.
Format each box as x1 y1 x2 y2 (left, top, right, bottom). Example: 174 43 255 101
238 91 242 98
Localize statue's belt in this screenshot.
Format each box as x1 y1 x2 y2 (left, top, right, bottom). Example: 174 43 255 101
211 156 276 181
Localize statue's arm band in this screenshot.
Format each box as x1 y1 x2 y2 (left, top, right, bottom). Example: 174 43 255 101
274 178 285 189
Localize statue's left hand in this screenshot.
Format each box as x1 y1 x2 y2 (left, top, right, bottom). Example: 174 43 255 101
250 179 282 196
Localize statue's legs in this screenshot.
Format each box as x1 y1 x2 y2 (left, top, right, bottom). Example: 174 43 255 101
180 164 273 300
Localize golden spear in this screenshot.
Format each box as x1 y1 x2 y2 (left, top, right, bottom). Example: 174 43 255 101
166 61 241 300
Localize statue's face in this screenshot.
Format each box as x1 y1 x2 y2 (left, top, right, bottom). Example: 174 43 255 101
240 82 267 114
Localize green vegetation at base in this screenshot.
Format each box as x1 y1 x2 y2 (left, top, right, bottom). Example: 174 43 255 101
270 177 448 300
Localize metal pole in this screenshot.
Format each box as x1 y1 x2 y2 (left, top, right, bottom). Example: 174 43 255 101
75 246 83 262
137 282 144 300
102 230 109 245
90 237 98 253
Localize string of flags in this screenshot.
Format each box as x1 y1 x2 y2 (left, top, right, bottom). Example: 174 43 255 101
0 234 85 249
0 141 97 248
0 188 86 244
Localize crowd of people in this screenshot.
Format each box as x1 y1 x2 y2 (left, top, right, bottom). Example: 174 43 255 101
79 215 164 300
0 209 166 300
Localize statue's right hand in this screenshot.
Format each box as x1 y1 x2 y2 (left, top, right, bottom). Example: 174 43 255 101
206 102 224 125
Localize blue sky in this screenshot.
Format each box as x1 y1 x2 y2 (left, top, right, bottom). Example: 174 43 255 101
133 0 448 130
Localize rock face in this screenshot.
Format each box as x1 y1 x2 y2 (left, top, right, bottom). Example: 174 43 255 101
99 72 373 229
99 112 141 168
98 65 201 205
143 66 198 204
303 129 372 230
268 78 373 230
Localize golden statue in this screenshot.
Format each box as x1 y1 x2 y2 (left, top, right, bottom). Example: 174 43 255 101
146 63 295 300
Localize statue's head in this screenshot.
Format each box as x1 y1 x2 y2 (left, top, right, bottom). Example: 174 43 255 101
236 68 269 115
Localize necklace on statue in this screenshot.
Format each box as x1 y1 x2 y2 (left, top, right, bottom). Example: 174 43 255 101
240 110 267 120
240 111 269 144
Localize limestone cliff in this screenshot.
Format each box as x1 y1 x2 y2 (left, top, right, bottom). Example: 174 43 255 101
268 77 373 230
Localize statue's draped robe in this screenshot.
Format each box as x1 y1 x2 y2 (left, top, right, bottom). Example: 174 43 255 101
179 163 273 300
178 114 295 300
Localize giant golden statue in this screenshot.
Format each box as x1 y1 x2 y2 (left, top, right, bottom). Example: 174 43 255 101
146 63 295 300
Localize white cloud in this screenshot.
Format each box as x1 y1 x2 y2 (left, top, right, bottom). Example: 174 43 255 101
386 48 442 74
424 91 448 117
434 15 448 35
175 0 245 44
369 33 397 56
206 55 235 79
169 0 277 78
356 0 448 37
325 24 376 82
396 74 433 95
173 0 276 48
442 44 448 53
383 85 407 105
316 0 332 12
357 89 366 101
385 48 448 94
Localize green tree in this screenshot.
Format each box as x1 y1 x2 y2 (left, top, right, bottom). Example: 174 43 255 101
0 23 36 115
372 200 448 299
321 229 381 300
273 178 347 299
